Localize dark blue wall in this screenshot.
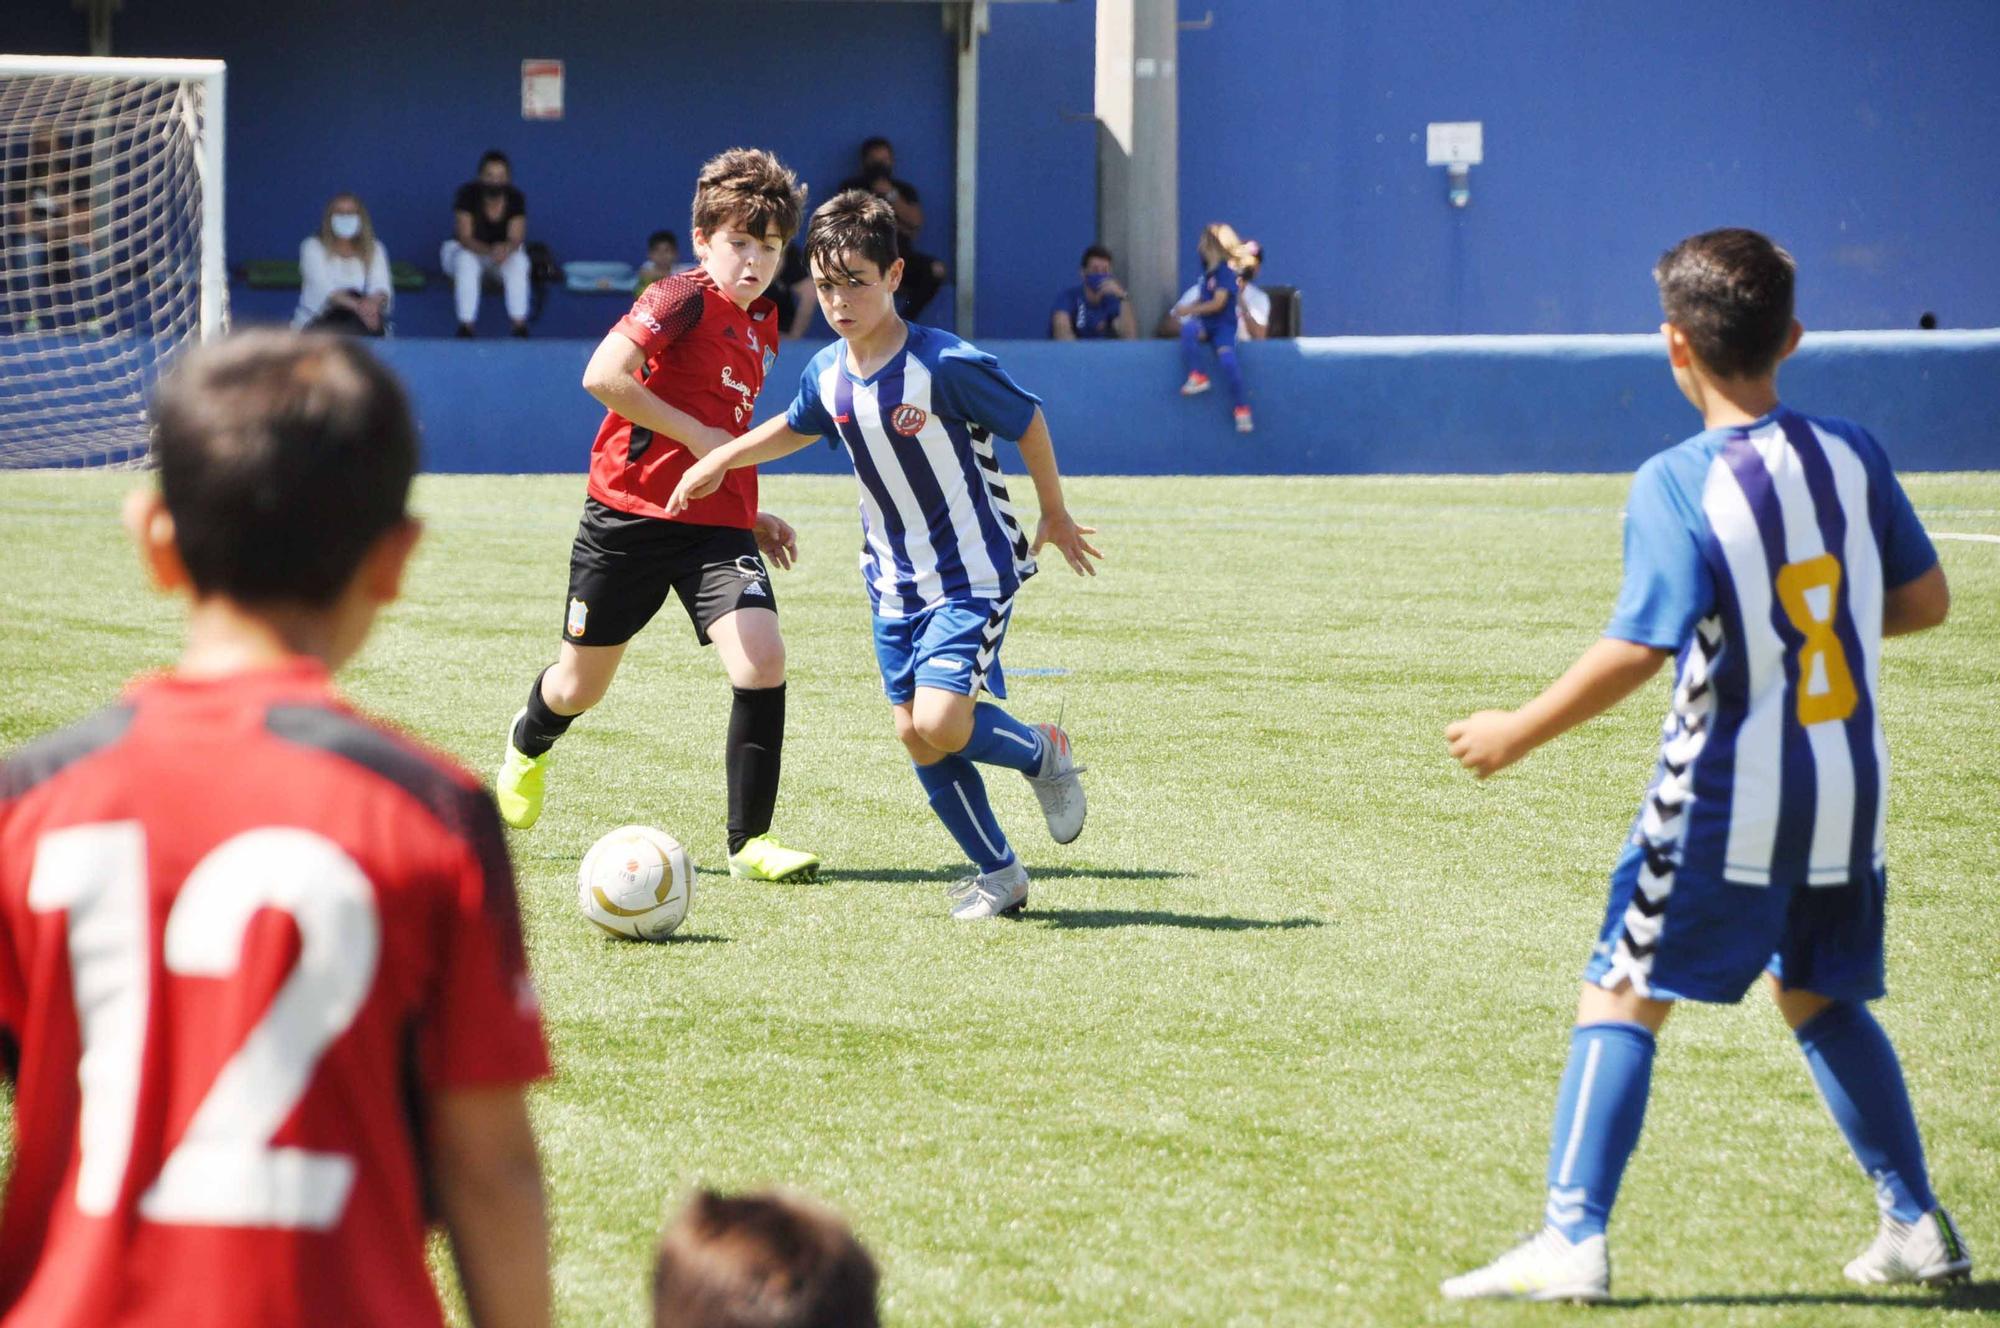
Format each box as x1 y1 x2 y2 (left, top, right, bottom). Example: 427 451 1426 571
369 332 2000 476
1178 0 2000 335
13 0 969 332
974 2 1097 342
14 1 1999 339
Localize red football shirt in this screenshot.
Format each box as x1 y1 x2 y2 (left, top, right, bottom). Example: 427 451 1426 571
0 660 551 1328
586 267 780 527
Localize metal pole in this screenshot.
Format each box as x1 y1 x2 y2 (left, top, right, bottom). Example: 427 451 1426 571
197 63 228 338
952 0 987 336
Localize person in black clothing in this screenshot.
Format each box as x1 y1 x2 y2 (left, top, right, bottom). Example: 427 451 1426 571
442 149 530 337
838 136 948 320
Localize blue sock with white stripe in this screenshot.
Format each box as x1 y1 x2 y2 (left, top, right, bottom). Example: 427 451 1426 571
1795 1002 1937 1222
959 703 1044 774
1541 1022 1656 1242
913 755 1015 874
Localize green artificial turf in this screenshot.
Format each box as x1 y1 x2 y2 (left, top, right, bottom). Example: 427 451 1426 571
2 470 1995 1326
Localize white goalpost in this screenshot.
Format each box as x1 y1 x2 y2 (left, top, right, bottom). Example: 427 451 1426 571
0 54 226 467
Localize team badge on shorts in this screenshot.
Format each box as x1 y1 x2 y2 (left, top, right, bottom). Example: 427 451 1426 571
567 596 589 638
891 404 928 437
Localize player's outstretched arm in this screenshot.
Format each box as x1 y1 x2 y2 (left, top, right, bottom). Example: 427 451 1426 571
665 417 818 516
581 332 734 457
429 1084 553 1328
1446 637 1671 779
1014 407 1103 577
1884 562 1949 637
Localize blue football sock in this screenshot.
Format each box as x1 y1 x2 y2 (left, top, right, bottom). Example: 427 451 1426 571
913 755 1014 874
959 703 1043 774
1179 317 1204 376
1795 1002 1937 1221
1214 344 1246 410
1542 1021 1656 1241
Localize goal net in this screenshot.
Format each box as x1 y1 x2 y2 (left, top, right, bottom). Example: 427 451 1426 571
0 55 226 467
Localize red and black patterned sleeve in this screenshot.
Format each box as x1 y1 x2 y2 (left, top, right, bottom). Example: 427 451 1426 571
615 275 706 360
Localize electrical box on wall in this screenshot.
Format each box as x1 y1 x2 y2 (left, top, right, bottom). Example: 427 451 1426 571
1426 121 1482 207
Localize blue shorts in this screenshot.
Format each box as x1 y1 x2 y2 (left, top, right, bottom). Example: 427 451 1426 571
872 597 1011 705
1583 839 1887 1004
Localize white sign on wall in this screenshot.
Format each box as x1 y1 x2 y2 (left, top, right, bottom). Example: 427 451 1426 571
522 60 565 121
1425 121 1483 166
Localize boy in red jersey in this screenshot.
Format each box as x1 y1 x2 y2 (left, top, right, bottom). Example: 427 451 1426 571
495 148 820 884
0 332 552 1328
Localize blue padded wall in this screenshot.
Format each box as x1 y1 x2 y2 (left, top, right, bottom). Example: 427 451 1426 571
373 332 1999 476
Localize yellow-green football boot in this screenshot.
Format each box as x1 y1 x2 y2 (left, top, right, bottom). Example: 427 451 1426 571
727 835 821 882
495 710 551 830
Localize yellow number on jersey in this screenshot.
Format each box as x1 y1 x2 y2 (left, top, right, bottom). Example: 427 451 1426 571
1774 552 1859 726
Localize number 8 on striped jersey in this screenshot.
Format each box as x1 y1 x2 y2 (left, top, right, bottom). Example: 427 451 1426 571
1774 552 1859 726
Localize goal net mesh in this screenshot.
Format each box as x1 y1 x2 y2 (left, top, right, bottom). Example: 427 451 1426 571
1 67 220 467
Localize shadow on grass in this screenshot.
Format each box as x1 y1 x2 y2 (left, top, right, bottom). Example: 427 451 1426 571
1601 1280 1999 1311
1030 909 1323 932
594 931 731 946
821 865 1193 884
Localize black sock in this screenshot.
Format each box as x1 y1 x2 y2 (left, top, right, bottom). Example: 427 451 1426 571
512 668 578 757
725 683 786 855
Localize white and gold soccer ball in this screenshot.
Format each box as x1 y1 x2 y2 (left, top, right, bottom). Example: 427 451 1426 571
577 825 694 941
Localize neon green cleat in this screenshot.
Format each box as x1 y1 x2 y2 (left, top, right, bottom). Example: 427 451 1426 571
727 835 822 883
494 710 551 830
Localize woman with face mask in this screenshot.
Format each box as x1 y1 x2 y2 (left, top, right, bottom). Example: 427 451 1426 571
296 193 392 335
442 149 531 337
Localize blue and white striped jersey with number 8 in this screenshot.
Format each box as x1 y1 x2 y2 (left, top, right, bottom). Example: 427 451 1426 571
1606 405 1938 890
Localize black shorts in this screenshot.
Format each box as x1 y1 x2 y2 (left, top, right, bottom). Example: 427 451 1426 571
562 498 777 648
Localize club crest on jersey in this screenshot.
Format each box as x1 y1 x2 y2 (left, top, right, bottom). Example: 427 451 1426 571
891 404 928 437
762 347 776 374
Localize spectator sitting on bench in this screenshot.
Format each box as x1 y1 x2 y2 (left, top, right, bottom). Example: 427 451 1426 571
1158 235 1268 342
1050 243 1136 340
443 149 530 337
295 192 391 335
634 228 690 295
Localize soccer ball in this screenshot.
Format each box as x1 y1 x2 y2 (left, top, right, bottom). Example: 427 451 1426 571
577 825 694 941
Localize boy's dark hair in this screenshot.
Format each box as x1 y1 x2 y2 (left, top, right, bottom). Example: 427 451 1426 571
1654 228 1796 379
692 148 807 244
150 330 416 606
805 191 899 281
478 149 510 173
653 1190 879 1328
1081 244 1114 268
858 136 892 160
649 229 679 251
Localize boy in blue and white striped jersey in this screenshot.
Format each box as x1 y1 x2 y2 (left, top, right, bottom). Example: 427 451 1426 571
667 191 1102 921
1440 229 1965 1301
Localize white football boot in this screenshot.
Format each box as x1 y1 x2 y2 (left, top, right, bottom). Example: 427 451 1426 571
1844 1208 1973 1285
1440 1227 1610 1303
947 861 1030 920
1024 722 1086 844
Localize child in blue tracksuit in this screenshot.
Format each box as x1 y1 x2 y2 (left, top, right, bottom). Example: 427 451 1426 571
1174 222 1256 433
